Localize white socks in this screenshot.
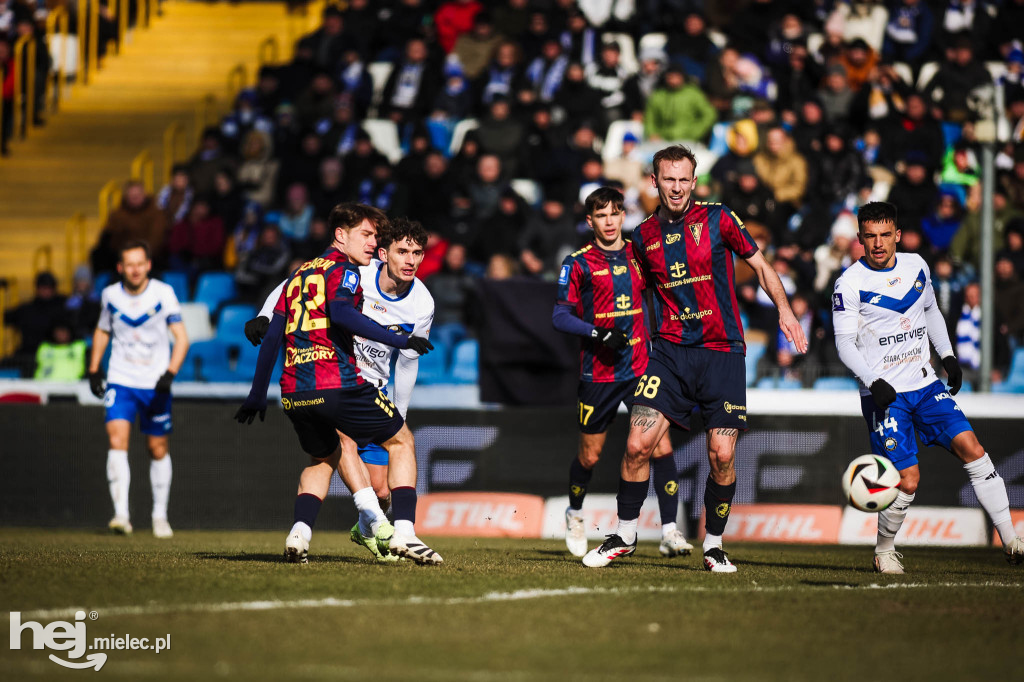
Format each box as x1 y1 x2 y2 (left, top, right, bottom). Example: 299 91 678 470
662 521 677 537
353 487 387 537
703 533 723 552
394 519 415 537
616 518 638 545
965 454 1015 545
150 455 172 521
876 490 914 553
106 449 130 519
290 521 312 542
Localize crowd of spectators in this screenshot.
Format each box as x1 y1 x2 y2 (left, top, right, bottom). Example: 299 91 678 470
11 0 1024 386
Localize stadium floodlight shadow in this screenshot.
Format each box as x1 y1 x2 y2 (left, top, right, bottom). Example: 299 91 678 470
193 551 363 564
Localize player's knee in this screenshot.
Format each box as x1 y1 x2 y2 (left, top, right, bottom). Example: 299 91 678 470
708 445 735 471
374 484 390 500
578 444 601 468
898 472 919 495
625 434 654 463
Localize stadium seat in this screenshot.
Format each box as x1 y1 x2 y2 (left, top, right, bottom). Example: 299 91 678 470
92 271 114 297
510 178 542 206
449 118 480 157
756 376 802 390
603 32 637 75
916 61 939 90
161 270 190 303
1008 347 1024 381
985 61 1008 84
992 377 1024 394
179 302 214 342
812 376 859 391
745 341 766 387
602 119 644 163
805 32 824 56
449 339 479 384
188 339 260 383
216 303 259 342
0 368 21 379
193 272 236 318
363 118 403 164
414 340 448 385
892 62 913 86
367 61 394 115
708 121 731 157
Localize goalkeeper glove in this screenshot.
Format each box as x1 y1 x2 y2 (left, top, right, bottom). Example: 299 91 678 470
406 336 434 355
155 370 175 393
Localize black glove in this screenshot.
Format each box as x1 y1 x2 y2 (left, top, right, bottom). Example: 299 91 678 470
942 355 963 395
155 370 175 393
234 404 266 425
592 326 629 351
244 316 270 346
869 379 898 409
406 336 434 355
88 371 105 399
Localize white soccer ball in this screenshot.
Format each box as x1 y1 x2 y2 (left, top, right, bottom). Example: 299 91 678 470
842 454 901 512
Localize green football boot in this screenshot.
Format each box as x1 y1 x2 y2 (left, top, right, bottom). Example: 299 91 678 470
349 522 399 562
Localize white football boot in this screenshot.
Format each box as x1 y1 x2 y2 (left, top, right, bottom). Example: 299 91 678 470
659 529 694 557
152 517 173 539
389 534 443 565
702 547 737 573
582 534 637 568
108 516 133 535
284 530 309 564
1004 536 1024 565
565 508 587 557
873 550 905 574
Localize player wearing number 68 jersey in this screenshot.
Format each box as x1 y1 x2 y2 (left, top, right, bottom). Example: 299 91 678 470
553 187 690 561
832 201 1022 573
236 203 443 566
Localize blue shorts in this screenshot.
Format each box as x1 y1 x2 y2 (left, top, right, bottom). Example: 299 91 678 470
631 341 748 431
104 384 172 436
359 386 391 466
860 380 973 471
577 378 638 434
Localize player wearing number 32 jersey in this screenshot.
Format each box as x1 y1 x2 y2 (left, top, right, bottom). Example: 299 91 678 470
833 201 1022 573
237 203 443 565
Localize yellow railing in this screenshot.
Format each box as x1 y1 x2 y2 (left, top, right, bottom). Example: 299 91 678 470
163 121 187 184
227 63 247 100
98 180 123 227
115 0 129 56
195 94 219 142
138 0 152 29
258 36 279 68
65 213 88 288
0 279 19 358
77 0 99 86
12 35 36 140
45 7 70 112
33 245 54 282
131 148 154 193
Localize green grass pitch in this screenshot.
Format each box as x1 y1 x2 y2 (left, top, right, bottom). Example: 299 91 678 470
2 529 1021 681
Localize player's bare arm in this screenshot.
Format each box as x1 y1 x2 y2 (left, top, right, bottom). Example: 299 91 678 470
166 322 189 375
744 250 808 353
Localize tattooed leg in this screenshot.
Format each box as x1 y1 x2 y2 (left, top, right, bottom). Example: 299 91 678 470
622 406 670 482
707 427 738 485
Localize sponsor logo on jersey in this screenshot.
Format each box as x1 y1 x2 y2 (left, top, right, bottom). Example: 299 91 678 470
666 233 681 244
285 345 337 367
372 301 387 313
934 391 952 402
887 277 901 287
670 262 687 278
591 268 609 276
615 294 632 310
832 293 844 311
646 241 661 251
878 326 927 346
723 401 746 413
870 294 882 304
914 279 923 292
688 222 703 245
900 317 911 330
343 270 360 294
670 307 713 321
558 264 570 285
613 265 628 275
281 395 325 410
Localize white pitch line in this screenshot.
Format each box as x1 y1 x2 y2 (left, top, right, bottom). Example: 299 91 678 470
13 582 1022 622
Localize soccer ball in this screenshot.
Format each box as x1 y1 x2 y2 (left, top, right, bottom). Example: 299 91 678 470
842 454 900 512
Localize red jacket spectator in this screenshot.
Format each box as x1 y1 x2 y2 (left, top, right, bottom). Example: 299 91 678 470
435 0 481 53
168 199 226 270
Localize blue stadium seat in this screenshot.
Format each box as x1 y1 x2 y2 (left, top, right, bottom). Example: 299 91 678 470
992 377 1024 394
449 339 478 384
756 376 802 390
161 271 190 303
1008 348 1024 382
414 340 448 385
812 376 859 391
188 339 260 383
92 271 114 297
745 341 766 387
0 368 21 378
941 121 963 150
193 272 236 317
216 304 258 342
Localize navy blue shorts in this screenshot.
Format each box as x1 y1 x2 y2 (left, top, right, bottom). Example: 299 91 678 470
283 384 404 459
630 341 748 431
860 380 973 471
577 378 638 434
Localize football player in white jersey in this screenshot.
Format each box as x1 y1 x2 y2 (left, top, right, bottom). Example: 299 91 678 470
833 202 1022 572
87 241 190 538
247 217 433 561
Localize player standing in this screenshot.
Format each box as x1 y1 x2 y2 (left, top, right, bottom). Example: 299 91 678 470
832 201 1023 572
247 217 434 562
554 186 692 559
583 145 807 572
88 241 190 538
235 204 442 565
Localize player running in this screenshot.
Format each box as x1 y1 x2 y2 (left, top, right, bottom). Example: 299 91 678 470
583 145 807 572
235 204 442 565
88 241 190 538
832 201 1023 573
554 186 691 559
247 217 434 562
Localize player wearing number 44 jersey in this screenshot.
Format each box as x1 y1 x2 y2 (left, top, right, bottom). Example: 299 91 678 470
833 201 1023 573
236 204 442 565
583 145 808 572
554 187 691 560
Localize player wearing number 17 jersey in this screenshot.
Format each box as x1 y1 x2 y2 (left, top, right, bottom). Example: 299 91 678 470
553 187 690 561
832 201 1022 573
583 145 808 572
236 203 443 565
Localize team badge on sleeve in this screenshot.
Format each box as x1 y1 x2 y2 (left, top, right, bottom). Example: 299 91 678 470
343 270 360 294
558 265 570 285
832 293 844 311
